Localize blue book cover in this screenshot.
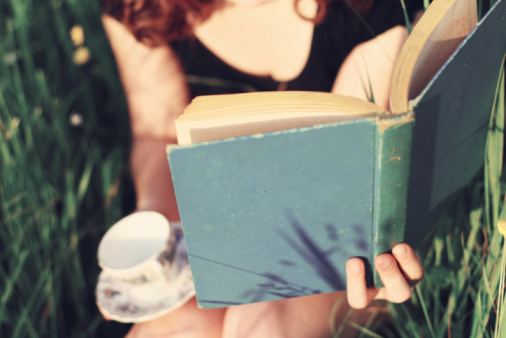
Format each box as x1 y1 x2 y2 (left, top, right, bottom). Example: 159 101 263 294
167 0 506 307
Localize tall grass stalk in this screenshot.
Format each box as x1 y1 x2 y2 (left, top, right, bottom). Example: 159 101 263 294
492 58 505 338
1 0 132 336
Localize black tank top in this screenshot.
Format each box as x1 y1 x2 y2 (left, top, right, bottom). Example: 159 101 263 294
170 0 418 99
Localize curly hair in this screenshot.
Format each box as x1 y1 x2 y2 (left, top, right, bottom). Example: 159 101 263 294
101 0 374 46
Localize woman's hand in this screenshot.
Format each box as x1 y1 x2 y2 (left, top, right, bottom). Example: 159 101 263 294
345 243 424 309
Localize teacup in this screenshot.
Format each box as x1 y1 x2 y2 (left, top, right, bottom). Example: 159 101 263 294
98 211 177 285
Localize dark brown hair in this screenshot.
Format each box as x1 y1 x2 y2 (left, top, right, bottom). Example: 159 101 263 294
102 0 373 46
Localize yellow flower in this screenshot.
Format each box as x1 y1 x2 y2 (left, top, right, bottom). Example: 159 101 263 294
73 46 90 65
70 25 85 46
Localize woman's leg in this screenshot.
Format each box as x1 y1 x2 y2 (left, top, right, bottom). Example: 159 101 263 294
126 297 226 338
222 291 390 338
222 292 345 338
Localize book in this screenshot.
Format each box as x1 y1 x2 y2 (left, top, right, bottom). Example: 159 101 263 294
167 0 506 308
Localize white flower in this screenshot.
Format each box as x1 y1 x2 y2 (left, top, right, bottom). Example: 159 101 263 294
2 51 20 65
70 112 83 126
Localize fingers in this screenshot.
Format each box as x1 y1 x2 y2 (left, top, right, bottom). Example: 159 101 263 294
374 250 414 303
346 258 379 309
391 243 424 285
346 244 424 308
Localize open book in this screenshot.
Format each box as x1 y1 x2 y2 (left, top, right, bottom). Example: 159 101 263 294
167 0 506 308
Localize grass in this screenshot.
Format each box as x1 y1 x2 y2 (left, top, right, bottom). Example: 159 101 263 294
1 0 132 336
383 60 506 338
0 0 505 337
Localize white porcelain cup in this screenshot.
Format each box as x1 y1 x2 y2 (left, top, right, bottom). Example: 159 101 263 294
98 211 177 284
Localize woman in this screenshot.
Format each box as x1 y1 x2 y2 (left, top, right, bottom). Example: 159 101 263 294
100 0 424 336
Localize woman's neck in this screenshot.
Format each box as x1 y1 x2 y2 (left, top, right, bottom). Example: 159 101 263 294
225 0 280 6
193 0 318 82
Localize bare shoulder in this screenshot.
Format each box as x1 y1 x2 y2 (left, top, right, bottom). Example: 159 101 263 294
332 26 408 110
102 15 189 140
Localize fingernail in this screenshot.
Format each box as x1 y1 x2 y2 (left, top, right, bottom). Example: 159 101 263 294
377 255 393 269
348 261 363 276
393 243 408 259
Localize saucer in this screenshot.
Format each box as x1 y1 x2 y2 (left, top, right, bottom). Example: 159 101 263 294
96 222 196 323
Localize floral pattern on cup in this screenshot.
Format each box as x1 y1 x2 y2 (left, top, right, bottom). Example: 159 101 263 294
96 220 196 323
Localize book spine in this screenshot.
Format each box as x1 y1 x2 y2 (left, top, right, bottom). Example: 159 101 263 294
372 113 415 287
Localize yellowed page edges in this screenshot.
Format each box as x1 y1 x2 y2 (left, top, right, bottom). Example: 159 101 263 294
390 0 477 114
176 91 386 145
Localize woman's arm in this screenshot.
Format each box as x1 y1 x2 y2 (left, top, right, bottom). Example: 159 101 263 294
102 16 227 337
102 15 189 221
332 25 408 110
